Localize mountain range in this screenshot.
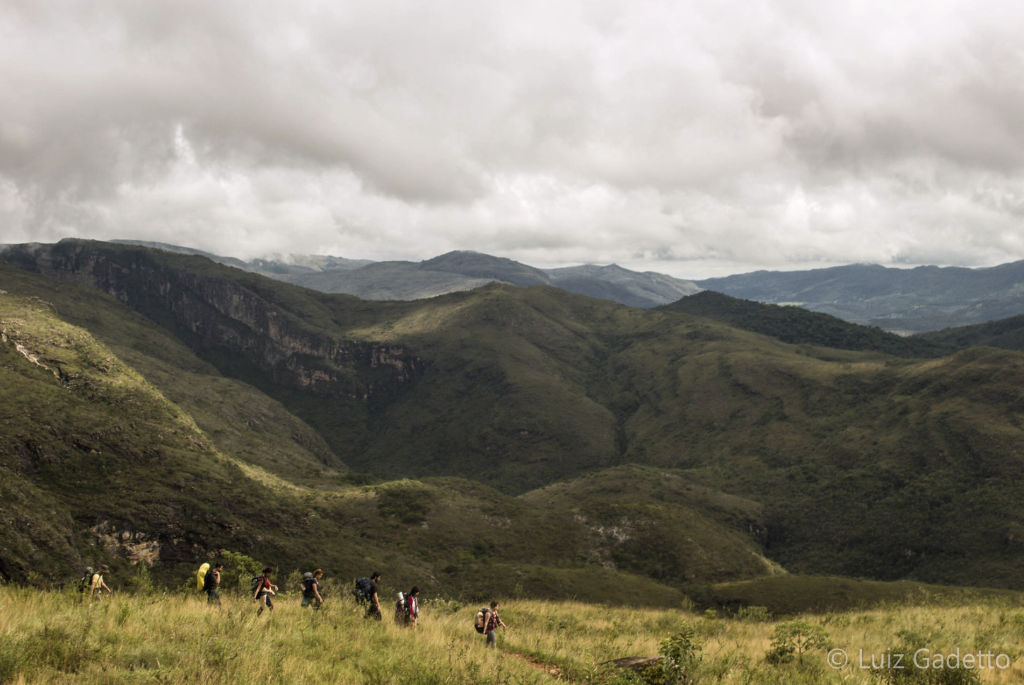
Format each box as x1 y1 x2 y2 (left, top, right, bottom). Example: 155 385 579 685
109 241 1024 333
3 239 1024 602
696 261 1024 333
111 240 702 309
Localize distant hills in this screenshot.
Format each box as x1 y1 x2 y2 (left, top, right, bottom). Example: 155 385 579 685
110 240 702 308
5 239 1024 598
696 261 1024 333
103 241 1024 332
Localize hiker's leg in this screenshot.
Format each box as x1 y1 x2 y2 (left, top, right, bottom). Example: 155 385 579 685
486 630 496 648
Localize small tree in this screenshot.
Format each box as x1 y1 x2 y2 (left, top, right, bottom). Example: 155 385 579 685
219 550 263 595
765 621 830 664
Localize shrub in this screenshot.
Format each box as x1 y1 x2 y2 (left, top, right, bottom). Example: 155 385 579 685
632 624 704 684
869 631 982 685
764 620 830 664
735 605 772 622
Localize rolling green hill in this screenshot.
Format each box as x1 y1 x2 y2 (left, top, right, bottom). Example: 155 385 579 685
5 239 1024 597
662 290 948 357
0 259 766 597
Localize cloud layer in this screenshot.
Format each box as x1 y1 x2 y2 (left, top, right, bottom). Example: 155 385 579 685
2 0 1023 277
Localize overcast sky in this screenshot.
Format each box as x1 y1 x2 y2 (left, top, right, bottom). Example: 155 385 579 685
2 1 1023 278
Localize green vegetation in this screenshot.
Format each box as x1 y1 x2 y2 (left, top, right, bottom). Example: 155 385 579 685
0 585 1021 683
5 239 1024 597
662 290 948 357
705 576 1023 615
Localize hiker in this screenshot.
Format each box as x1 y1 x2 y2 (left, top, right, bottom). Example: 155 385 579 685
365 572 382 620
482 600 506 649
89 565 112 601
404 586 420 628
253 567 278 616
204 563 223 606
301 569 324 610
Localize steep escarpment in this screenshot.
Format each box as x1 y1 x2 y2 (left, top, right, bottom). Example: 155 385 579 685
6 241 423 403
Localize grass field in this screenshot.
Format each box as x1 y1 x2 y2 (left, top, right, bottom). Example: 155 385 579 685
2 584 1024 683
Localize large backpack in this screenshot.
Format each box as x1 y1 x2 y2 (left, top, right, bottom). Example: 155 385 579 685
302 572 316 598
474 607 491 634
250 575 264 594
196 563 210 591
202 567 217 593
353 577 373 603
394 592 406 621
77 567 93 594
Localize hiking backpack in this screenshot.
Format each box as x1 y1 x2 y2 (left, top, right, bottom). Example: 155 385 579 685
302 572 316 598
202 568 216 593
196 563 210 591
77 567 93 594
394 592 406 621
353 577 373 603
250 575 264 594
474 607 491 634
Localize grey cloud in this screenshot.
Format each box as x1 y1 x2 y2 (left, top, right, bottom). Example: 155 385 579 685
2 0 1024 277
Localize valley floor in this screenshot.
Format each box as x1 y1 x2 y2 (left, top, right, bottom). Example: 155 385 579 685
1 586 1022 683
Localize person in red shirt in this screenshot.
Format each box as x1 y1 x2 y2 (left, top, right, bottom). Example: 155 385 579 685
253 567 278 616
484 600 506 648
404 587 420 628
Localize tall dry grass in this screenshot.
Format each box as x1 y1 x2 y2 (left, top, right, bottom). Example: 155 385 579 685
1 586 1023 683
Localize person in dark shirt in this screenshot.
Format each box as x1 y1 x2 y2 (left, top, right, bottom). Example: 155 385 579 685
365 572 382 620
204 563 223 607
301 569 324 609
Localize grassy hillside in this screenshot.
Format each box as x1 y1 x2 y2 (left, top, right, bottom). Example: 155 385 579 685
0 265 760 593
917 314 1024 353
663 290 947 357
7 240 1024 594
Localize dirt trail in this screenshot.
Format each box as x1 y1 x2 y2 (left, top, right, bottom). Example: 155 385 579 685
506 650 570 681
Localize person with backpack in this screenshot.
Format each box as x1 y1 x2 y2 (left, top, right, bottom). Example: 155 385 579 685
89 565 112 602
300 569 324 610
364 572 382 620
478 600 505 649
203 563 223 606
403 586 420 628
253 567 278 616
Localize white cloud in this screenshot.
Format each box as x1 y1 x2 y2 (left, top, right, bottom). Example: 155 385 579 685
1 0 1023 278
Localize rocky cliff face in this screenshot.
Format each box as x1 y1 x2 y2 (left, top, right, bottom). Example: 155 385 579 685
4 240 422 401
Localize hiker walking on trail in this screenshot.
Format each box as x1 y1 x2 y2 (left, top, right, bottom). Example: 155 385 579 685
204 563 223 606
482 601 505 649
89 565 112 602
365 572 382 620
403 586 420 628
300 569 324 610
253 567 278 616
394 586 419 627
